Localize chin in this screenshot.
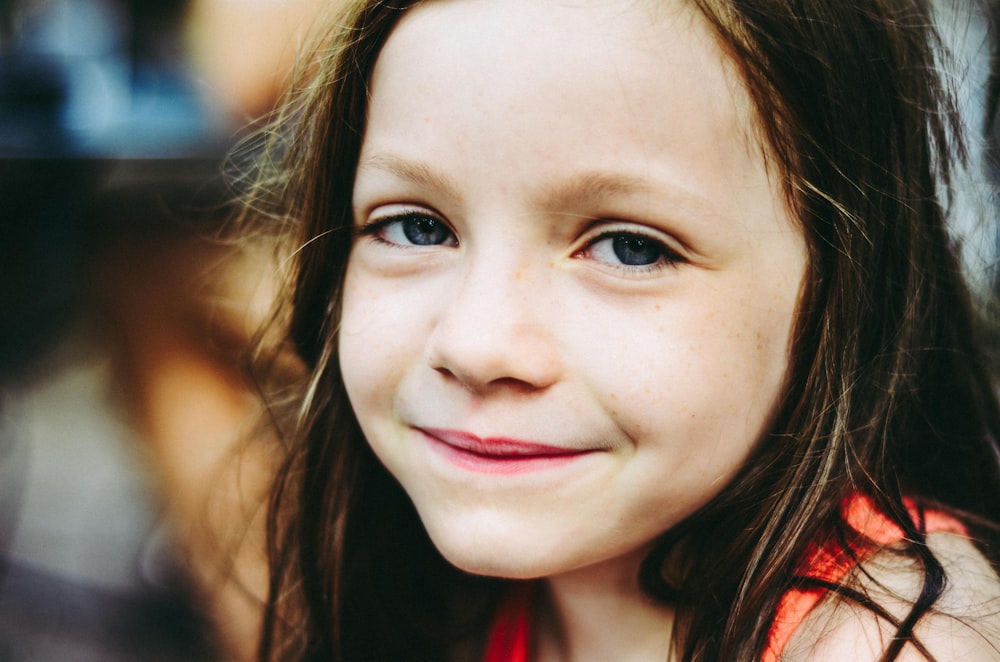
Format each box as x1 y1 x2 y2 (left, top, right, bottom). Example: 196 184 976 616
424 525 563 580
443 551 552 580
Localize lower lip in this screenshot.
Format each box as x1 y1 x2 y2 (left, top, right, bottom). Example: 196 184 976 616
420 431 593 475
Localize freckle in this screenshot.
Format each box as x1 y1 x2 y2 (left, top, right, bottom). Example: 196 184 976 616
655 304 661 311
657 326 664 333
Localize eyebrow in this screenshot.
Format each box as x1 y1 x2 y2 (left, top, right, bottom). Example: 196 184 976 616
538 170 659 211
357 153 464 203
356 153 716 219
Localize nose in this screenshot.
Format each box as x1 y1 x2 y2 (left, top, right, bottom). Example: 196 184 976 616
424 260 561 394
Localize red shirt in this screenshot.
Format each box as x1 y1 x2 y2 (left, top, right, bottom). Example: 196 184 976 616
481 495 967 662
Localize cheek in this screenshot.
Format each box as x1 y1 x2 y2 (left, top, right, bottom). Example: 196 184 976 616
579 291 795 447
338 270 410 409
690 295 798 449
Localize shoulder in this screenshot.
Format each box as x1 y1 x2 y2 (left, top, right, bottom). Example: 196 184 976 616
782 531 1000 661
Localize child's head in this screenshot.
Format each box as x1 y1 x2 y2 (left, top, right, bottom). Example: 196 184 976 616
257 0 1000 659
339 0 806 581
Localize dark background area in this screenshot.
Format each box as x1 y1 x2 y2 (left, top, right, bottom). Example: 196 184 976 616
0 1 235 659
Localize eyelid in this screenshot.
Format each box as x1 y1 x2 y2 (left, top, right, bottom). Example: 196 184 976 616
576 220 689 260
357 204 449 236
357 204 459 248
359 203 446 227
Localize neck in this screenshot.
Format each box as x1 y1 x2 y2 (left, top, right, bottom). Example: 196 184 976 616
535 552 676 662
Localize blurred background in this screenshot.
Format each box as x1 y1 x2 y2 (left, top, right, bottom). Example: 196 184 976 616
0 1 995 661
0 0 319 660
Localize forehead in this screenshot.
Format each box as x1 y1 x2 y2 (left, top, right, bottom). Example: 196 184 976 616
362 0 774 226
371 0 751 135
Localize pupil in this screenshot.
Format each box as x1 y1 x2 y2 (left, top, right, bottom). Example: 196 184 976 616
612 235 660 266
403 216 449 245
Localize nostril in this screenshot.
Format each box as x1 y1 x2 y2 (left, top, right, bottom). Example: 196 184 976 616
490 376 547 394
432 362 550 395
425 320 560 394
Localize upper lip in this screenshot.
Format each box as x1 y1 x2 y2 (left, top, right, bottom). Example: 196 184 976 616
420 428 588 457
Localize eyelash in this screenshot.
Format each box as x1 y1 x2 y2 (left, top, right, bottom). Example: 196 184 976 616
575 226 685 274
358 211 684 274
358 210 457 248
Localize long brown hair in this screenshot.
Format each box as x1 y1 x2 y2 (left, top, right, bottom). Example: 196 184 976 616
247 1 1000 660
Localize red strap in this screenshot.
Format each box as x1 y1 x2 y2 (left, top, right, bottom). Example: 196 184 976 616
480 497 967 662
482 583 533 662
763 495 967 662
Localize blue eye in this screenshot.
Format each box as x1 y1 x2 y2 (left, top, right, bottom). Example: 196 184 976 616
587 232 678 269
368 212 457 247
610 234 662 265
400 215 453 245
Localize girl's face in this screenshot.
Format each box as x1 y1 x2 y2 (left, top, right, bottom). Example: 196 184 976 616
341 0 806 580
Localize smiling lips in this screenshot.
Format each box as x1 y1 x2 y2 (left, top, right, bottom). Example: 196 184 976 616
420 428 595 474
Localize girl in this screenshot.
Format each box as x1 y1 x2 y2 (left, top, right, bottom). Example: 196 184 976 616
246 0 1000 659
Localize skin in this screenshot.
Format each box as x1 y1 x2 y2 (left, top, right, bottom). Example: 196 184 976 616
339 0 806 659
785 532 1000 661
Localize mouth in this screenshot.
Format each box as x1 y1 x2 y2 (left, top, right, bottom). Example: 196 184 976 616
418 428 596 474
